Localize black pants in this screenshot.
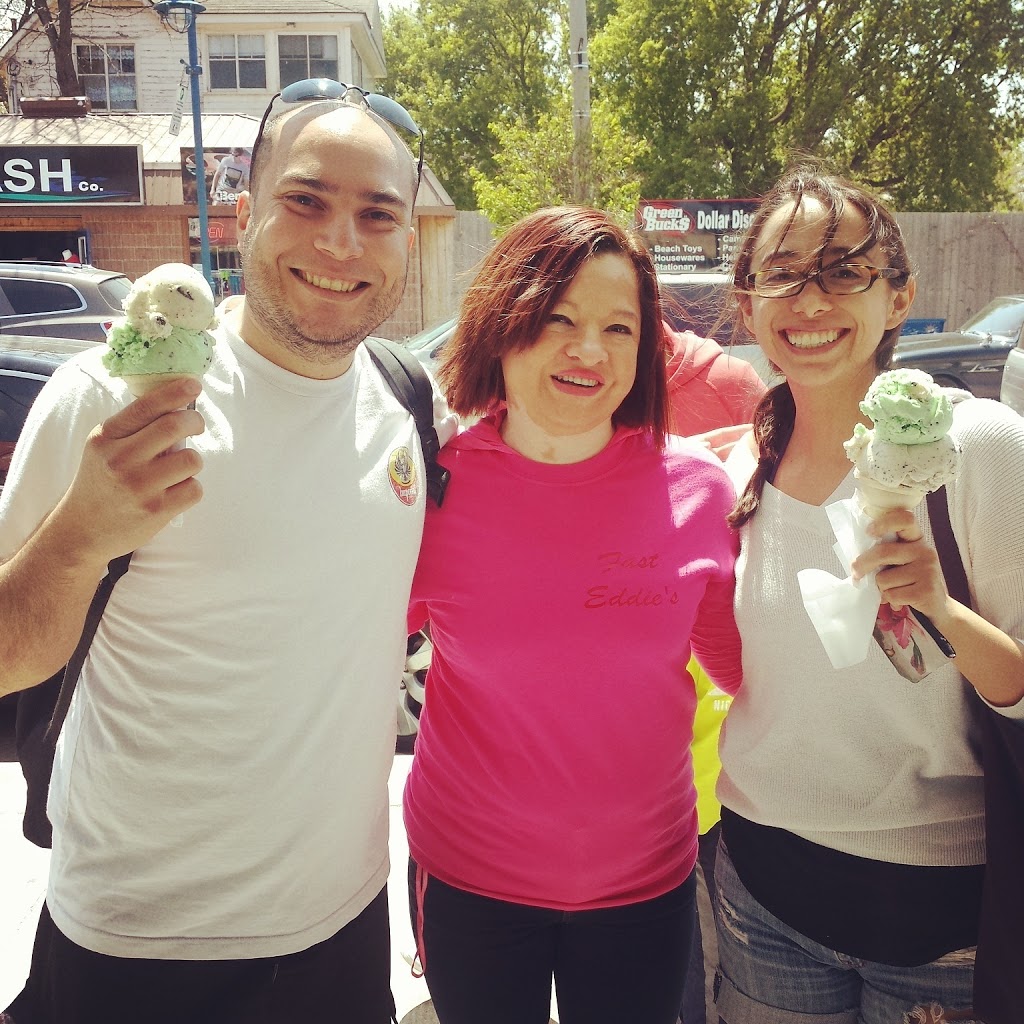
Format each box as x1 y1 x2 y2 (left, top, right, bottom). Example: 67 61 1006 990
680 822 721 1024
409 859 696 1024
4 887 396 1024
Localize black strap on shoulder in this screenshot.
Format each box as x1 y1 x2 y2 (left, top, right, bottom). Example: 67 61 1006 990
928 473 1024 1024
926 487 970 608
364 337 450 507
44 551 134 742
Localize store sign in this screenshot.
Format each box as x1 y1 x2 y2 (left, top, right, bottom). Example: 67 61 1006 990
637 199 759 273
0 145 143 204
188 215 239 247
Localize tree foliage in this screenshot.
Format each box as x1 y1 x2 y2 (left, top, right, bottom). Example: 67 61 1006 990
471 92 649 227
382 0 567 209
592 0 1024 210
385 0 1024 212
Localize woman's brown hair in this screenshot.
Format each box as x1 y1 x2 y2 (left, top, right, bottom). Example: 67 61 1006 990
439 205 669 440
728 169 914 528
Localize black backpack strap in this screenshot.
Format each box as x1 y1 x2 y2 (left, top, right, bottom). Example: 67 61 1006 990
926 487 969 607
364 337 450 507
929 479 1024 1023
45 551 133 741
18 550 133 846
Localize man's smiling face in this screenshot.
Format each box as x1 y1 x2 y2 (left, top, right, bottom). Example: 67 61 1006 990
236 105 416 379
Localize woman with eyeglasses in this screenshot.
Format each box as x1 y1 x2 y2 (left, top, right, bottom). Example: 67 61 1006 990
402 205 743 1024
714 168 1024 1024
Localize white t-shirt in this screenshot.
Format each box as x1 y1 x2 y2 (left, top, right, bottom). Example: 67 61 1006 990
0 325 456 959
719 396 1024 868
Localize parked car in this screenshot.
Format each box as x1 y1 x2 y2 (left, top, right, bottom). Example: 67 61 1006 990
0 261 131 341
402 316 454 378
0 336 92 492
397 629 431 754
999 323 1024 416
0 337 92 718
893 294 1024 399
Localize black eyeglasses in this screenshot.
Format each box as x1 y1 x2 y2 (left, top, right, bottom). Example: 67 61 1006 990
742 262 905 298
250 78 424 199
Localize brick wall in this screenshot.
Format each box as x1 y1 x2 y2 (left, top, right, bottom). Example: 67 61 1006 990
85 208 191 281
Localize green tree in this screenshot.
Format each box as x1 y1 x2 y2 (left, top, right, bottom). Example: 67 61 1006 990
472 92 649 227
592 0 1024 210
1 0 83 96
382 0 567 209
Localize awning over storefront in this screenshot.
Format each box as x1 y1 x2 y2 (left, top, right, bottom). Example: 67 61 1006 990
0 111 454 212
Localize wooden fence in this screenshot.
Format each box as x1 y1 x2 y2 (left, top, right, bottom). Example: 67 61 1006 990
451 211 496 303
447 209 1024 334
897 213 1024 330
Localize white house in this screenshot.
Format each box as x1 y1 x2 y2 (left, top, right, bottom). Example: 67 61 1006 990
0 0 456 337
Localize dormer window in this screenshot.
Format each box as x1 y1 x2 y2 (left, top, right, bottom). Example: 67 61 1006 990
209 35 267 90
279 35 338 88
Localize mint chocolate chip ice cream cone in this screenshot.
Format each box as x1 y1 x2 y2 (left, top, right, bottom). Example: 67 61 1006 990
103 263 217 398
844 368 960 519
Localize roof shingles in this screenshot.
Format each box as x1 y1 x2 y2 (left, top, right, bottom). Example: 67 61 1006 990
0 112 260 167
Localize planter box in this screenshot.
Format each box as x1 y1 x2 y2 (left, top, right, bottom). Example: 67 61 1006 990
19 96 92 118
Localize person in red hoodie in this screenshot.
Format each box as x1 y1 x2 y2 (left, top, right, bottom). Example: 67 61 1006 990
663 322 765 450
663 321 766 1024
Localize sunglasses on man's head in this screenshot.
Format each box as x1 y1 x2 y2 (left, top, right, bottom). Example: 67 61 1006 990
250 78 424 199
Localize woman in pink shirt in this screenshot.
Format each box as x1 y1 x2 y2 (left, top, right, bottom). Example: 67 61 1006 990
404 206 743 1024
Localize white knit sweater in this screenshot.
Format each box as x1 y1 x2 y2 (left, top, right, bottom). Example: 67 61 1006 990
719 396 1024 867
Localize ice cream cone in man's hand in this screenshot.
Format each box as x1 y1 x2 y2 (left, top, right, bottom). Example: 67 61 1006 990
102 263 216 526
102 263 216 396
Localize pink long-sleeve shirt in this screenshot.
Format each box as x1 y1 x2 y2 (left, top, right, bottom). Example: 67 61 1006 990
404 417 742 910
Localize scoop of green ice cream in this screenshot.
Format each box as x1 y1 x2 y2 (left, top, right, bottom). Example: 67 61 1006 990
859 368 954 444
103 319 214 379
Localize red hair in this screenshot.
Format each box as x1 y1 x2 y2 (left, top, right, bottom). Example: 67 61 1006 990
439 206 669 439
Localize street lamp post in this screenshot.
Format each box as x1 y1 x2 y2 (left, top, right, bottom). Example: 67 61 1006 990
155 0 212 288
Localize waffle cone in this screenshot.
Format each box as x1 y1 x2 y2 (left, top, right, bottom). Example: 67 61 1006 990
853 475 927 519
122 372 202 398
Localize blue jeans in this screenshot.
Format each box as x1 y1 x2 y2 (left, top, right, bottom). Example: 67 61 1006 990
713 842 979 1024
681 822 720 1024
408 859 695 1024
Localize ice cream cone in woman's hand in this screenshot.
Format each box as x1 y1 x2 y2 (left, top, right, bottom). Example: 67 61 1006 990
844 368 960 518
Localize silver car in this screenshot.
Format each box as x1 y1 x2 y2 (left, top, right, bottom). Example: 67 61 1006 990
0 261 131 341
893 294 1024 400
999 324 1024 415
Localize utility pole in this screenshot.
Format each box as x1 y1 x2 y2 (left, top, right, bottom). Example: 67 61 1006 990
568 0 592 204
155 0 212 289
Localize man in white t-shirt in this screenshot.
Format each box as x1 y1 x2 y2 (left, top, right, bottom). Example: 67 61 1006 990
209 147 250 204
0 89 453 1024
